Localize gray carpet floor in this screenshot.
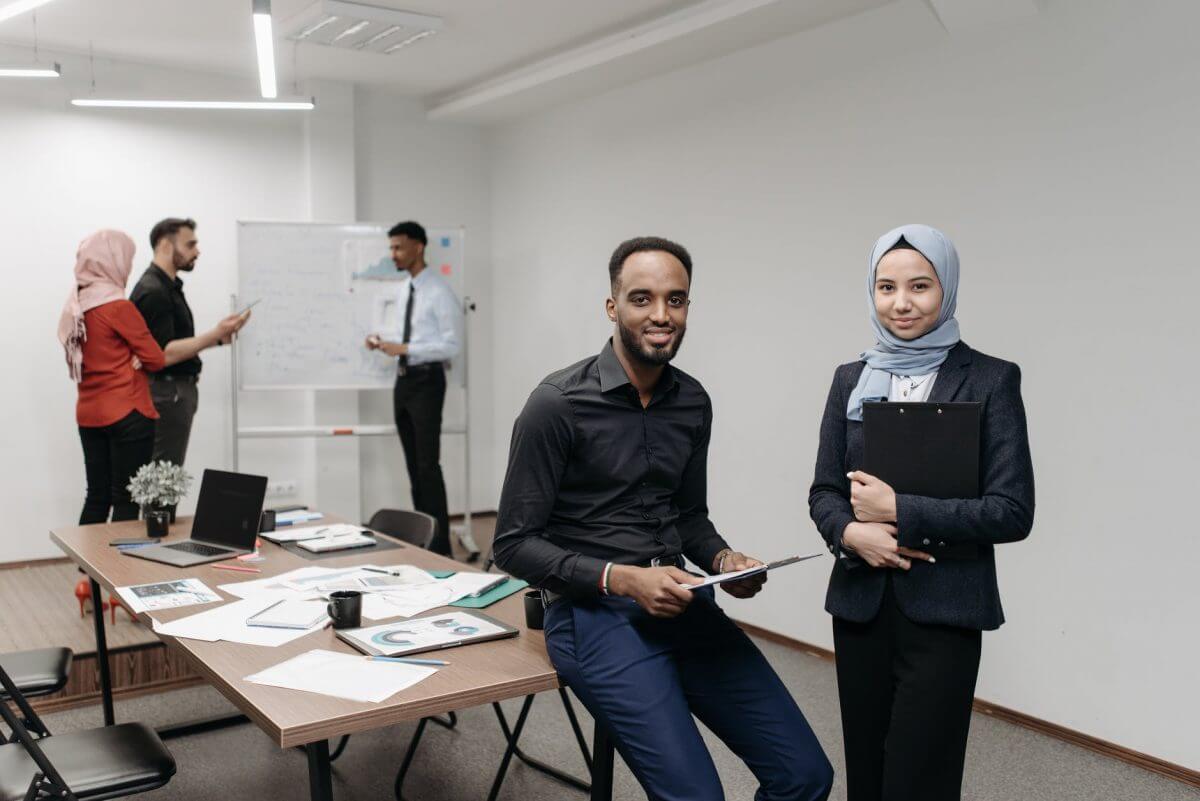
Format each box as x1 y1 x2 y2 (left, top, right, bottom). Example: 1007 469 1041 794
35 636 1196 800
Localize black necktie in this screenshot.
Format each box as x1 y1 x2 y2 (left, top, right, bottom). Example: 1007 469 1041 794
400 283 415 371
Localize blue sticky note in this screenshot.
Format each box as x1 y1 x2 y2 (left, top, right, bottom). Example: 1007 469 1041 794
440 236 451 247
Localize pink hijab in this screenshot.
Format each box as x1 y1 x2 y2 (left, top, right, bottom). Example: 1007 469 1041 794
57 229 137 383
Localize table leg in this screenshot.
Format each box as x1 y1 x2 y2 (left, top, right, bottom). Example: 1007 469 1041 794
485 695 535 801
89 579 114 726
307 739 333 801
590 721 614 801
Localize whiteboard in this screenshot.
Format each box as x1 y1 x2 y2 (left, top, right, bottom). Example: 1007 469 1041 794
236 222 466 390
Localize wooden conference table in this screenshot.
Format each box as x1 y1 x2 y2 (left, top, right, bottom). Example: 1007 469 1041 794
50 517 615 801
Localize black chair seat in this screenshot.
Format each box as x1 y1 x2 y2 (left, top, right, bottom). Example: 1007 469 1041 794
0 723 175 801
0 648 72 698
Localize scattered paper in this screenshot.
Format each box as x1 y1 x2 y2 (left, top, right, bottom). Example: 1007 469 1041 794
116 578 222 614
152 597 324 646
245 648 436 703
218 566 335 599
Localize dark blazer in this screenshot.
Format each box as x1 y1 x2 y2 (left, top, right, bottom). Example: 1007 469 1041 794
808 342 1034 631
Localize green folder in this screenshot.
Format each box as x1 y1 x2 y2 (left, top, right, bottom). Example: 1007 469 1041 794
449 577 529 608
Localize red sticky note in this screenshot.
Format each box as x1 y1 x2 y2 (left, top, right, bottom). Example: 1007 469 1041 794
441 263 452 275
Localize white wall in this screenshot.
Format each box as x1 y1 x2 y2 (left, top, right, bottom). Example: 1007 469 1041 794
354 89 495 520
487 0 1199 770
0 54 494 564
0 49 312 562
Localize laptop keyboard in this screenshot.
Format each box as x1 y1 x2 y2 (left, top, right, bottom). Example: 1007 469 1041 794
166 542 230 557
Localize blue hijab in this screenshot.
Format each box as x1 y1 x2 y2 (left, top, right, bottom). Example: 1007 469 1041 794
846 224 961 421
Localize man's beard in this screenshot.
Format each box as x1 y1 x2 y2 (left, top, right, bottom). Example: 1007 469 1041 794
617 317 686 366
173 252 196 272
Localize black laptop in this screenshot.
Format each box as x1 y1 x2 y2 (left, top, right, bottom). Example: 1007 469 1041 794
125 469 268 567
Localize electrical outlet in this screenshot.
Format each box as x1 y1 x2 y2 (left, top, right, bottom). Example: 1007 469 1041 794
266 480 298 497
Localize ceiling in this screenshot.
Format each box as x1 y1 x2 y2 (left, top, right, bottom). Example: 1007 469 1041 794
0 0 896 120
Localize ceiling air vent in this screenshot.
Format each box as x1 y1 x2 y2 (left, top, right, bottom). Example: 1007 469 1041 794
282 0 443 55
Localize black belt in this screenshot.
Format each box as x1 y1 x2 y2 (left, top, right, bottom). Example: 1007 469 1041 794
541 554 684 607
148 374 198 383
396 362 445 378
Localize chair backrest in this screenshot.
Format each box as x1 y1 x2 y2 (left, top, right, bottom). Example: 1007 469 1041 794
365 509 436 550
0 661 74 797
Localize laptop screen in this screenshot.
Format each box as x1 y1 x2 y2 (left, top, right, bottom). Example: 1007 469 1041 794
190 469 268 550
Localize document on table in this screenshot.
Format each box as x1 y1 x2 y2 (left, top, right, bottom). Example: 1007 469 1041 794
259 523 363 544
680 553 825 589
217 566 337 599
151 597 325 646
358 569 509 621
116 578 222 614
244 648 436 703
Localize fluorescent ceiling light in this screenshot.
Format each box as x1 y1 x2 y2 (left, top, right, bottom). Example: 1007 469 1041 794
252 0 277 99
71 98 315 110
0 62 59 77
0 0 56 25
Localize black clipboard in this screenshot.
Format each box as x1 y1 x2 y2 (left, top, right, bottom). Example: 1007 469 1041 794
862 401 982 499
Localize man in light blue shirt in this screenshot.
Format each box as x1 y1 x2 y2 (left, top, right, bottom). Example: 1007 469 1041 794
364 221 466 557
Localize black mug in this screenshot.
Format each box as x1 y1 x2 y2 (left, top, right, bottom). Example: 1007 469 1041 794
327 591 363 629
259 509 276 533
523 590 545 631
145 510 170 539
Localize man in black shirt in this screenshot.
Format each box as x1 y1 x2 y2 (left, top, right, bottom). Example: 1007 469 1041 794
494 237 833 801
130 218 249 470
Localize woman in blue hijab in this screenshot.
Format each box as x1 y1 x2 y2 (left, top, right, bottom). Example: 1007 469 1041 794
809 224 1035 801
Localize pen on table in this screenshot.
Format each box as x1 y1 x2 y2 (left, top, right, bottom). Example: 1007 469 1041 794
363 566 401 576
467 575 508 598
212 563 262 574
368 656 448 666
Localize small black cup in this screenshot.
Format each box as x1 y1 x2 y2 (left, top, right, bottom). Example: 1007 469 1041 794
259 509 276 533
145 510 170 539
327 590 363 629
523 590 545 630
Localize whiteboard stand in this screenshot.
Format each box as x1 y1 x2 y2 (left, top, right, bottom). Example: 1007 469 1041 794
229 293 479 557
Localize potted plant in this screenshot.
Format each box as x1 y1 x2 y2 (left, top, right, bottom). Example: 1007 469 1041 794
127 460 193 536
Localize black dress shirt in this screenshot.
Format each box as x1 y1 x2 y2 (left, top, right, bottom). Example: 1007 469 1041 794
493 340 729 599
129 264 201 377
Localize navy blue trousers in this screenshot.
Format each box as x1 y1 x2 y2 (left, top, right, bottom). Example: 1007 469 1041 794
545 588 833 801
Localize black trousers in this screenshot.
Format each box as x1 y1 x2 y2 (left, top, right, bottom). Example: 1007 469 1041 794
832 577 982 801
149 377 198 468
78 410 156 525
392 369 450 555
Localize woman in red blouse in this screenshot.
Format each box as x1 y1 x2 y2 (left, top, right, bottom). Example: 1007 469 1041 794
57 230 166 524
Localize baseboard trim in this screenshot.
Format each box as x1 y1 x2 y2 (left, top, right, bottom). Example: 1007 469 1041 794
734 619 1199 789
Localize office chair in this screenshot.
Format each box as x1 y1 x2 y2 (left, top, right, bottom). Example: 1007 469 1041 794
0 648 73 740
365 509 437 551
0 661 175 801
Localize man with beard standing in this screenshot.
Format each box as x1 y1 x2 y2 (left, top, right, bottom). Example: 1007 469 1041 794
364 221 469 558
493 237 833 801
130 218 250 473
